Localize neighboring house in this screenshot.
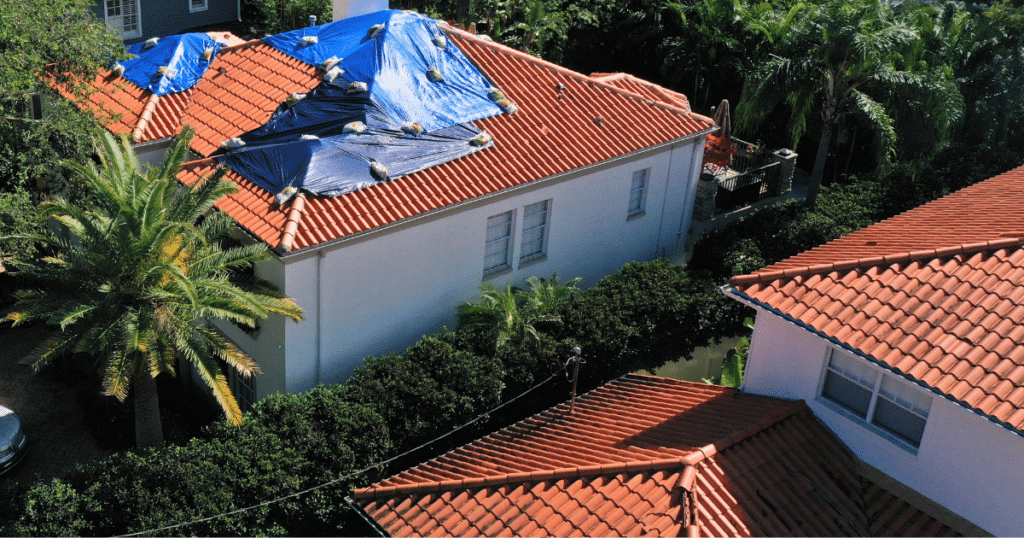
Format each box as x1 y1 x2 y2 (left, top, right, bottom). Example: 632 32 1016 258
93 0 239 43
61 11 716 404
723 164 1024 536
351 374 963 537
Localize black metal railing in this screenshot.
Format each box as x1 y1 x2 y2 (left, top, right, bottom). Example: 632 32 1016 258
714 161 782 213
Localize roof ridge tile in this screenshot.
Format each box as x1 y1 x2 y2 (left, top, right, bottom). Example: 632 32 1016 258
447 27 711 125
730 238 1024 288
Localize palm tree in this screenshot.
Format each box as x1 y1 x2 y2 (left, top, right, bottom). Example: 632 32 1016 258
458 273 579 350
2 127 303 449
736 0 964 204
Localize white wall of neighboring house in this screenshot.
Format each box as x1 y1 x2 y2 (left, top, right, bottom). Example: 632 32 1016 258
742 309 1024 536
134 140 173 170
225 137 705 395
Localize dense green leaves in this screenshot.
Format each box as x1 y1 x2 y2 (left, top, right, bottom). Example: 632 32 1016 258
244 0 334 36
0 0 125 197
2 129 303 448
557 260 736 392
342 334 504 450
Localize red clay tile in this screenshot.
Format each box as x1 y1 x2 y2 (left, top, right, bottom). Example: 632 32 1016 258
353 375 957 537
731 171 1024 430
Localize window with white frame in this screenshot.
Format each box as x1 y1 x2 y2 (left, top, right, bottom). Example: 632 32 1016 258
820 348 932 448
484 210 514 274
520 200 550 261
628 168 648 217
105 0 142 38
189 0 208 12
231 370 258 414
5 94 43 120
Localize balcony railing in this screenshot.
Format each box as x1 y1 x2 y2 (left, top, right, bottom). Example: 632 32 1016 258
713 161 782 213
696 136 796 219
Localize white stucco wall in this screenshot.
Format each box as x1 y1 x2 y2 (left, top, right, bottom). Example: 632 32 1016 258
743 308 1024 536
133 139 173 170
262 138 703 393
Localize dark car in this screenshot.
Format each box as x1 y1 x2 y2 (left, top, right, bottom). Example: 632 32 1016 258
0 404 27 475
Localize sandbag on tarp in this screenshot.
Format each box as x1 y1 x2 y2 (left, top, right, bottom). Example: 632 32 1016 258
217 122 488 198
119 33 221 95
235 76 382 143
216 66 492 197
262 10 501 132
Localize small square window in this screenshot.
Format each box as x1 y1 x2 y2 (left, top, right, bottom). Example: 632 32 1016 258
628 168 648 217
520 200 549 261
190 0 208 12
820 348 932 448
484 210 514 274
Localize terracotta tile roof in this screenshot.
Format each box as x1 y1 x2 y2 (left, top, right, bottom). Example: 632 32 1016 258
589 72 692 112
58 32 286 145
55 71 149 138
727 165 1024 432
180 40 321 156
175 30 714 252
744 165 1024 277
352 374 959 537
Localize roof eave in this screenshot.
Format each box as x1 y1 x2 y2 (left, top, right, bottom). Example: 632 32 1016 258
721 283 1024 439
275 125 716 260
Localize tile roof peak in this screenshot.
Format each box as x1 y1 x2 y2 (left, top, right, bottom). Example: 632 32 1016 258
729 236 1024 288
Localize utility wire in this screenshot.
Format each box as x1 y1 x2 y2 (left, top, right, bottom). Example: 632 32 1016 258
119 371 562 537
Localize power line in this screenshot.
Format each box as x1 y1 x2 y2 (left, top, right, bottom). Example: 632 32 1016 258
119 371 562 537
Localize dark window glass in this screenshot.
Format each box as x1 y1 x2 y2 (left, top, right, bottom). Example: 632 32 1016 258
823 371 872 418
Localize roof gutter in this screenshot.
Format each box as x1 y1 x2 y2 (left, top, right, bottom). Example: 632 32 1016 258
343 496 390 537
721 283 1024 440
276 125 716 261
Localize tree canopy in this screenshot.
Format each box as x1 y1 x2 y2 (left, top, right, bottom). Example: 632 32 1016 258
3 128 304 449
0 0 126 258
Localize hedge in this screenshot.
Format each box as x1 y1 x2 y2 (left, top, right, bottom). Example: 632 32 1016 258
6 138 1022 536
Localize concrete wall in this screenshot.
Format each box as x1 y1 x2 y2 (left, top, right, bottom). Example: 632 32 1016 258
265 138 703 393
93 0 238 43
743 309 1024 536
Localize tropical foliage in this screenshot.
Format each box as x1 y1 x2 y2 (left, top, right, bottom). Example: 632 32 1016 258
707 317 753 388
736 0 964 203
244 0 333 36
2 129 303 449
457 273 580 350
0 0 127 258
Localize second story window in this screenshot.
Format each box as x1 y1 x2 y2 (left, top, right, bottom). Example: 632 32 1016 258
484 210 514 274
4 94 43 121
519 200 549 262
105 0 142 39
628 168 648 217
820 348 932 448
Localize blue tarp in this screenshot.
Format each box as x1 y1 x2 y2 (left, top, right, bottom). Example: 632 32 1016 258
215 9 502 199
217 72 491 197
121 33 221 96
262 10 501 132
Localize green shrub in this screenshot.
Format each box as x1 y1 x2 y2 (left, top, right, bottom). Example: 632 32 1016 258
557 259 733 391
0 189 41 262
9 391 389 536
343 334 504 452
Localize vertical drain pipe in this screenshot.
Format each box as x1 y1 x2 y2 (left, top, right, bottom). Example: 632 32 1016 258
316 248 323 386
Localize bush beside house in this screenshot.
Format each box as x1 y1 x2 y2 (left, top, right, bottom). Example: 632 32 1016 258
1 259 726 536
4 139 1021 535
